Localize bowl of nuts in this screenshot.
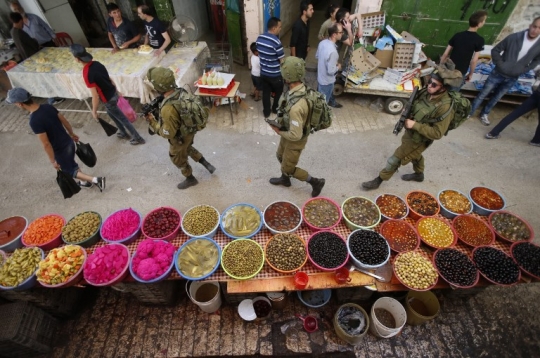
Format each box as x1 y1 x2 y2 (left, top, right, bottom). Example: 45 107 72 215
375 194 408 221
406 191 440 221
472 246 521 286
392 251 439 291
265 233 307 273
221 239 265 279
380 219 420 253
62 211 102 248
341 196 381 230
181 205 220 238
263 201 302 235
220 203 263 239
469 186 505 216
452 214 495 247
433 248 479 289
511 241 540 280
347 229 390 270
416 217 457 249
307 231 349 271
302 197 342 231
488 211 534 244
437 189 472 219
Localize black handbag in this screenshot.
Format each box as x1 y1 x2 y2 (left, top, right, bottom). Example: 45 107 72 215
56 169 81 199
98 117 118 136
75 141 97 167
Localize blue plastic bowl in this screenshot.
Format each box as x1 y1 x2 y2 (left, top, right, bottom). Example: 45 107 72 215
0 247 44 291
101 208 142 245
297 289 332 308
220 203 263 239
174 237 221 280
129 240 176 283
469 187 506 216
0 216 28 252
437 189 473 219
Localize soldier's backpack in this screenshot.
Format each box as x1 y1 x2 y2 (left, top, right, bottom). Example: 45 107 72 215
421 89 471 135
286 86 333 133
164 88 209 135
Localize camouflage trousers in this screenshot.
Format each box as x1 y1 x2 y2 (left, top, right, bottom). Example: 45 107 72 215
169 133 202 178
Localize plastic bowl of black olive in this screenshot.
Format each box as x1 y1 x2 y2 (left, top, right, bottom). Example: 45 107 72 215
488 211 534 244
347 229 390 270
433 248 479 289
306 230 349 271
472 246 521 286
510 241 540 280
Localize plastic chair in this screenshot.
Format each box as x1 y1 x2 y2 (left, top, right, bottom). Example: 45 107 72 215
55 32 73 47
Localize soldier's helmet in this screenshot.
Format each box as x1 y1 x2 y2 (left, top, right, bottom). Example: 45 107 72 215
431 59 463 88
147 67 176 92
281 56 305 83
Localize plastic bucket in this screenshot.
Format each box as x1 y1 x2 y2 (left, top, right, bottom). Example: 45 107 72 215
333 303 369 345
266 292 287 310
186 281 222 313
405 291 440 325
369 297 407 338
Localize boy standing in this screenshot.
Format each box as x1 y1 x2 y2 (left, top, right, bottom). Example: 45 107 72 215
107 3 141 53
250 42 261 101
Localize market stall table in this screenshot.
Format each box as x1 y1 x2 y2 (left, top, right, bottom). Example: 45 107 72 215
6 47 164 104
158 42 210 89
194 81 240 124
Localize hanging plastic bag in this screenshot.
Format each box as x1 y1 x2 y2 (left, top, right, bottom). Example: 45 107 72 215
118 96 137 123
98 117 118 136
56 170 81 199
75 141 97 168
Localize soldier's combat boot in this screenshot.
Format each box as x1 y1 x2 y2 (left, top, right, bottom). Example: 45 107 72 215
308 177 325 197
362 176 383 190
401 173 424 182
269 174 291 187
177 175 198 189
199 157 216 174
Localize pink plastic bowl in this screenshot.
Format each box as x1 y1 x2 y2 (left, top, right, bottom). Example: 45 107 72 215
306 230 349 271
22 214 65 251
83 244 131 286
38 246 87 288
142 206 182 241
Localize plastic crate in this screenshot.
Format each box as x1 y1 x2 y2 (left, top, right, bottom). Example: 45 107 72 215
114 280 181 305
219 282 257 304
0 301 58 357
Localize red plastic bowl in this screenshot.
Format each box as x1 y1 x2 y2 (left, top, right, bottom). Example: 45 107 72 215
510 241 540 280
472 246 521 287
379 219 420 253
488 210 534 244
22 214 65 251
306 230 349 271
38 246 87 288
416 217 457 249
452 214 495 248
83 244 131 286
406 190 440 221
142 206 182 241
392 250 439 291
432 248 479 289
302 197 342 231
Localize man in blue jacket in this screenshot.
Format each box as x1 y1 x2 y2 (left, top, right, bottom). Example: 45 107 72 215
469 17 540 126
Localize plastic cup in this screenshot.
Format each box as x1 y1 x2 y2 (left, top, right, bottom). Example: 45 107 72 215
294 271 308 289
334 267 352 284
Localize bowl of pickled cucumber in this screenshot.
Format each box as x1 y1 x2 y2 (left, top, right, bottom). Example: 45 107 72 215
220 203 263 239
175 237 221 280
62 211 102 247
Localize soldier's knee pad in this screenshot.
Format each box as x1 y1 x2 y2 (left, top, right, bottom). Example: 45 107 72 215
276 153 283 163
385 155 401 172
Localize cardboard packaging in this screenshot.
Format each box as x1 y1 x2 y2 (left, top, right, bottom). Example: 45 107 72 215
375 49 394 68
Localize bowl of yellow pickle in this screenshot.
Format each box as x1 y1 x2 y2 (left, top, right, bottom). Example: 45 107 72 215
220 203 263 239
174 237 221 280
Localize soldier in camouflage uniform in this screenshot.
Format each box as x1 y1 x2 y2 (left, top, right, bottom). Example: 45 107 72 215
268 56 326 197
362 71 457 190
145 67 215 190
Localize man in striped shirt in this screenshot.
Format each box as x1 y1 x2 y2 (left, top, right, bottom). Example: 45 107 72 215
256 17 285 119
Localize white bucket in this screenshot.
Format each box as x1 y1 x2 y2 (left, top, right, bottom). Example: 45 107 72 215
186 281 222 313
369 297 407 338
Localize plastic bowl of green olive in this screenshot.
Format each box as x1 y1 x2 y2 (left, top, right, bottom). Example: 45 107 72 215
488 211 534 244
221 239 265 279
62 211 102 248
181 205 220 238
341 196 381 230
220 203 263 239
265 233 307 273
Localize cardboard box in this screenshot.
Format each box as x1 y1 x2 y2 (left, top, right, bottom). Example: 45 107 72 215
383 66 421 85
350 47 381 74
375 49 394 68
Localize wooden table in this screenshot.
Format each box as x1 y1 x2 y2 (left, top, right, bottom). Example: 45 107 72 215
195 81 240 124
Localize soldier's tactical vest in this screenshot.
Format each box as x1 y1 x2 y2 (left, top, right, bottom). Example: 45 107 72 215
160 89 209 138
408 89 452 143
276 88 310 137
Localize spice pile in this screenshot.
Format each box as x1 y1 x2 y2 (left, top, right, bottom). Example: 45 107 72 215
0 247 41 287
84 244 129 284
131 239 176 281
36 245 85 285
182 205 219 236
62 212 101 244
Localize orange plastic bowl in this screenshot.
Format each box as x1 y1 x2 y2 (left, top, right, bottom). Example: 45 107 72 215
406 190 440 221
22 214 65 251
264 233 307 274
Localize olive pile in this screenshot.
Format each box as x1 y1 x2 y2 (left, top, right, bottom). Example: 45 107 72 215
381 220 418 252
490 212 531 242
512 242 540 277
394 251 438 290
308 232 347 269
473 247 520 285
439 190 471 214
407 192 439 216
183 205 219 236
0 247 41 287
62 212 101 243
376 194 407 220
348 230 389 266
434 248 478 287
266 233 306 272
143 207 180 238
222 240 263 278
343 197 379 227
417 218 454 248
304 199 340 228
264 202 301 232
453 215 493 246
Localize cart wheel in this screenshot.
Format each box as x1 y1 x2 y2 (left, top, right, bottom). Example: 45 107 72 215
333 80 344 97
384 97 405 115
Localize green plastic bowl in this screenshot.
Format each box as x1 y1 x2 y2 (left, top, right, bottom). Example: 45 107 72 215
221 239 264 280
341 196 381 231
61 211 102 248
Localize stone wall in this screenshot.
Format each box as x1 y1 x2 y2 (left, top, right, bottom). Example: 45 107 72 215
496 0 540 42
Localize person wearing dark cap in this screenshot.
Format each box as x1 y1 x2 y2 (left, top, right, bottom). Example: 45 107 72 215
6 87 105 191
70 44 145 145
362 68 458 190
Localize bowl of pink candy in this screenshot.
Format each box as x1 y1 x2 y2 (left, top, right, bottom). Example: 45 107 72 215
101 208 142 245
83 244 130 286
129 239 176 283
